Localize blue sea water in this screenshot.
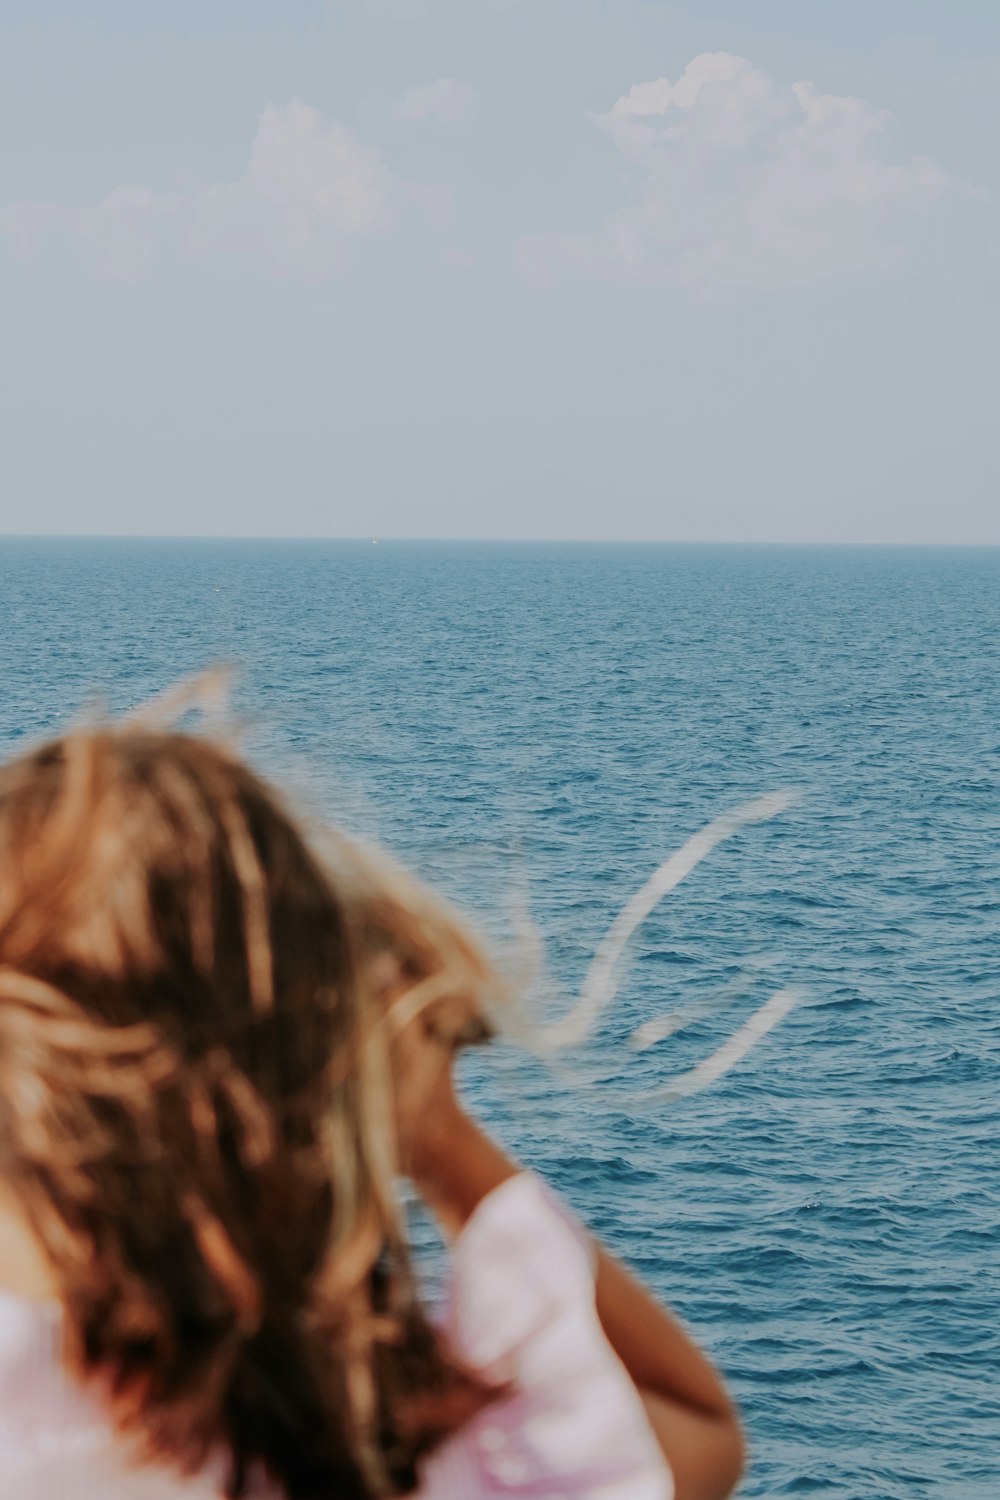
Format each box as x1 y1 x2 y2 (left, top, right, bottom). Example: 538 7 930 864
0 538 997 1498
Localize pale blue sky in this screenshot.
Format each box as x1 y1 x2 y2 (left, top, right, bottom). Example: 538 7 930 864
1 1 997 541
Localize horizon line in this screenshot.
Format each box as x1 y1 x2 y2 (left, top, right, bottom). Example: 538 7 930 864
1 534 998 549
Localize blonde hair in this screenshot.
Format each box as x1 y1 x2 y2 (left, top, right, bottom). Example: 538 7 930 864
0 723 497 1497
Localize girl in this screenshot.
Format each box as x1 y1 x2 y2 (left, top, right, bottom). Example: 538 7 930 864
0 722 744 1499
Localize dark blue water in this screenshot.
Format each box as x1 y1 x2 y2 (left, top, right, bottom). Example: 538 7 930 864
1 539 997 1497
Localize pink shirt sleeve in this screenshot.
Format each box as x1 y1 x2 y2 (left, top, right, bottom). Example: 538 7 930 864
417 1174 674 1500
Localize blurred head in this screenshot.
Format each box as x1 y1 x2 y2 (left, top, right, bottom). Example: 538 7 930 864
0 724 495 1497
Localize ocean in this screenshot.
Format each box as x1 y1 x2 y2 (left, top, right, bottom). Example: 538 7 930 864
1 538 997 1497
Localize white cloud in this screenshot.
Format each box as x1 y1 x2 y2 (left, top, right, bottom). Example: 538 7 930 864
2 100 393 278
522 53 960 292
190 101 392 273
394 78 477 126
78 186 182 278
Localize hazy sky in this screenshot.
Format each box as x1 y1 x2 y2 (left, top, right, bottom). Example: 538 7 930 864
1 1 997 542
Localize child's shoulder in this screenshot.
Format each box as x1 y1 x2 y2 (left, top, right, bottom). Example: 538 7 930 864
425 1174 672 1500
446 1172 596 1366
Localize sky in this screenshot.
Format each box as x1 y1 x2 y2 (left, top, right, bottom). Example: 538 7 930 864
0 0 997 543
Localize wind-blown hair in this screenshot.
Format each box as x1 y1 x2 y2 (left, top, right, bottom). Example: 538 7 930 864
0 725 497 1497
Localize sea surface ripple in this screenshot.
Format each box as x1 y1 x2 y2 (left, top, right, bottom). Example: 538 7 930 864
0 539 997 1498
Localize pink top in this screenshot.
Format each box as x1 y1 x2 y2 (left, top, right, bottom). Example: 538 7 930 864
0 1174 673 1499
